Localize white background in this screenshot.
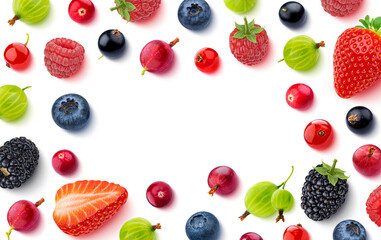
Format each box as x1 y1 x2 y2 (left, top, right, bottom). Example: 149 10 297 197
1 0 381 239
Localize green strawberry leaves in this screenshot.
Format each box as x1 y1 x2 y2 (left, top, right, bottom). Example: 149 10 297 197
356 15 381 36
314 159 349 186
233 17 264 43
111 0 136 23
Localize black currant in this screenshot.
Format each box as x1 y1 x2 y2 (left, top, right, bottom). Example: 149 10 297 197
279 1 306 29
346 106 373 133
98 29 126 59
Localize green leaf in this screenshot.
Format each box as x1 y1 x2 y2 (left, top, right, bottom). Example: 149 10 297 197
233 31 245 39
121 8 131 22
328 174 338 186
248 19 255 27
125 1 136 11
355 25 364 28
333 168 346 174
336 173 350 180
253 27 264 34
321 161 331 170
373 17 381 31
359 19 369 29
111 0 136 23
245 34 257 43
235 22 245 31
314 167 329 175
365 15 370 23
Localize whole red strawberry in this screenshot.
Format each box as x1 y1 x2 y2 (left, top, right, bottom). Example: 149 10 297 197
321 0 362 17
229 17 269 66
366 185 381 226
110 0 161 23
334 15 381 98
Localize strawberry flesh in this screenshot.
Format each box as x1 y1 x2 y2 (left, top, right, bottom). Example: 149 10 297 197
53 180 128 236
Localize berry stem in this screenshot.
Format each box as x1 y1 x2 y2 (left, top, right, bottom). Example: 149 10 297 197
152 223 161 231
208 185 219 196
316 41 325 48
278 166 294 189
169 38 179 48
239 210 250 221
6 227 13 240
25 33 30 47
22 86 32 91
329 159 338 175
243 17 250 35
110 5 122 11
98 55 104 60
196 55 203 63
368 147 376 157
275 209 285 223
35 198 45 207
141 67 147 75
278 59 285 63
6 63 10 68
8 15 19 26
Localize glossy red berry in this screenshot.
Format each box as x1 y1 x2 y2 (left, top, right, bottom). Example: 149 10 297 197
52 150 78 175
353 144 381 176
240 232 263 240
286 83 313 109
304 119 333 148
146 181 173 208
4 33 31 70
68 0 95 23
208 166 238 196
283 224 310 240
195 48 219 73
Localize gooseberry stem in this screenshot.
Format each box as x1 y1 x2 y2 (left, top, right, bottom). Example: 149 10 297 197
152 223 161 231
278 59 285 63
316 41 325 48
278 166 294 189
22 86 32 91
25 33 30 47
8 15 19 26
141 68 147 75
329 159 338 175
169 38 179 48
35 198 44 207
208 185 219 196
239 210 250 221
275 209 285 223
6 227 13 240
368 147 376 157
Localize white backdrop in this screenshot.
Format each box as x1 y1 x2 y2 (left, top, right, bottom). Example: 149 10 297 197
1 0 381 239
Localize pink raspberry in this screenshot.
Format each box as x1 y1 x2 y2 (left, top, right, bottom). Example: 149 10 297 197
112 0 161 23
44 38 85 78
320 0 363 17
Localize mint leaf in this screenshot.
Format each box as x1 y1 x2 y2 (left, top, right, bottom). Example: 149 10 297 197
233 31 245 39
314 167 328 175
328 175 338 186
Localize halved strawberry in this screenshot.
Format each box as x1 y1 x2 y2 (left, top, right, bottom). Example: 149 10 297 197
53 180 128 236
366 185 381 227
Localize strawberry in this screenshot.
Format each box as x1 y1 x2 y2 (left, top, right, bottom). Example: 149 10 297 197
334 15 381 98
321 0 363 17
53 180 128 236
229 17 269 66
366 185 381 226
111 0 161 23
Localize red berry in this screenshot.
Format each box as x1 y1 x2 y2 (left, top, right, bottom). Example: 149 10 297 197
111 0 161 23
321 0 362 17
229 17 269 66
353 144 381 176
366 185 381 226
146 181 173 208
208 166 238 196
334 17 381 98
4 33 31 70
68 0 95 23
44 38 85 78
52 150 78 175
283 224 310 240
304 119 333 148
195 48 219 73
286 83 313 109
7 198 44 239
240 232 263 240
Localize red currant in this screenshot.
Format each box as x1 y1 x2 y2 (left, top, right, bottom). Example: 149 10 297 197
4 33 31 71
195 48 219 73
146 181 173 208
286 83 313 109
283 224 310 240
304 119 333 148
68 0 95 23
52 150 78 175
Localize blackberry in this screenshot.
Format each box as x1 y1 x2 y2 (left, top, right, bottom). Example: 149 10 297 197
0 137 39 189
301 159 349 221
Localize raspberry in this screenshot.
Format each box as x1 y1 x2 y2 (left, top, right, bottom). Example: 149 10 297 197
113 0 161 23
44 38 85 78
320 0 363 17
366 185 381 227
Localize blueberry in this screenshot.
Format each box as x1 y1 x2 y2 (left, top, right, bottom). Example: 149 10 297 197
185 211 219 240
279 1 306 29
333 219 366 240
98 29 126 59
52 93 90 131
178 0 211 31
346 106 373 133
